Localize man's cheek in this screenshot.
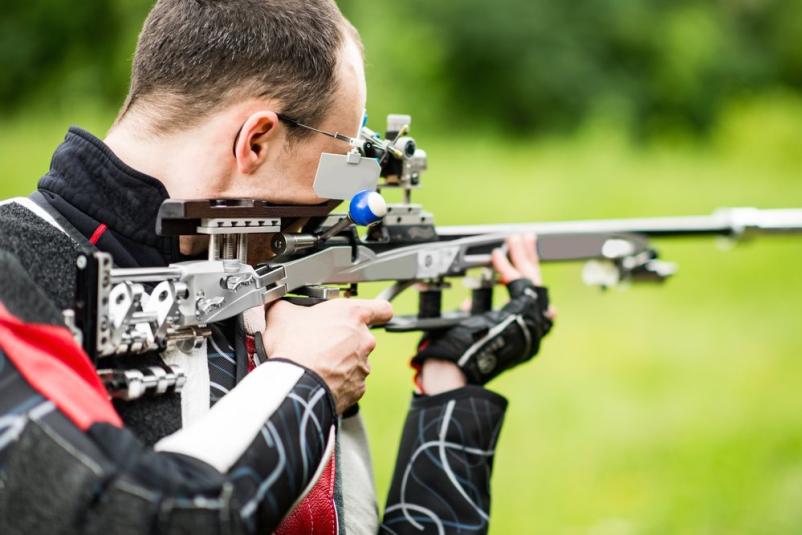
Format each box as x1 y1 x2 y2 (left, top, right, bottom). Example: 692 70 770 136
304 153 326 189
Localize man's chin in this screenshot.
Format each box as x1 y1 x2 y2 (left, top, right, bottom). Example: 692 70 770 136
263 192 330 206
179 235 210 257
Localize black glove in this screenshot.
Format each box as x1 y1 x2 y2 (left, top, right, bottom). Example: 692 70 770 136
412 279 553 385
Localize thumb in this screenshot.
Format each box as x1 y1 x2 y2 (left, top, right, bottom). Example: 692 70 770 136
351 299 394 326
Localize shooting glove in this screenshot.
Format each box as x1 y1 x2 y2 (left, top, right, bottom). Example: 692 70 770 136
412 279 553 386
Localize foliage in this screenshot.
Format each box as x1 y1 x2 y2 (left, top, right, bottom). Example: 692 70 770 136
3 0 801 137
0 0 150 112
345 0 802 136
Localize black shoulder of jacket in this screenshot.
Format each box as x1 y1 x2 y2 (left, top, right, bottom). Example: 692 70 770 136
0 202 80 314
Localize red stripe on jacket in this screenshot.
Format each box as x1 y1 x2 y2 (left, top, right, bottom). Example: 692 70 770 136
89 223 108 245
0 303 122 430
275 456 339 535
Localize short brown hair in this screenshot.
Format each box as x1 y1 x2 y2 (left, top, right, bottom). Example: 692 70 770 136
118 0 349 138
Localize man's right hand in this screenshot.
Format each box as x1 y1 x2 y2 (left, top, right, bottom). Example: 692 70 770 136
263 298 394 414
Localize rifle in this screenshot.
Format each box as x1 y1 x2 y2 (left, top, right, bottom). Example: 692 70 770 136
63 115 802 399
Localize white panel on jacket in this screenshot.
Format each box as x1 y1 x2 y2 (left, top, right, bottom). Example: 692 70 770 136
155 360 306 473
340 412 379 534
162 341 211 426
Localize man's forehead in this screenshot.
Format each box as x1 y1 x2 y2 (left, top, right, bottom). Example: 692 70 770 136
326 36 366 132
339 34 367 98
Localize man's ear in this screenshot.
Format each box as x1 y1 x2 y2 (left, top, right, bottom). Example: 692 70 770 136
234 111 280 174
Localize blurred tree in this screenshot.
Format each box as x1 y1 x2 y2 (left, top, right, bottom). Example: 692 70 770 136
0 0 150 114
344 0 802 136
1 0 801 136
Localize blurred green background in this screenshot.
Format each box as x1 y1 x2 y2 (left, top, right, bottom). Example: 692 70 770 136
2 1 802 533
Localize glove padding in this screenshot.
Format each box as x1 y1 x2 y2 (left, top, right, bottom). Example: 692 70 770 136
412 279 553 385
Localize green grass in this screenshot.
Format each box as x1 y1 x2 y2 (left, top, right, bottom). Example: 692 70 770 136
2 105 801 534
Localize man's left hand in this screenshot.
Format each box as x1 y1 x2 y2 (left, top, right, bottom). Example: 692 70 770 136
414 234 555 392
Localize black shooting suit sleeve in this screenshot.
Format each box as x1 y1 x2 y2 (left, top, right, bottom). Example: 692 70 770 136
0 250 337 535
380 387 508 535
0 359 336 535
0 349 336 535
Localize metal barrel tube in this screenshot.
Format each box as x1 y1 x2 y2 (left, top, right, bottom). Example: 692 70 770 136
436 208 802 240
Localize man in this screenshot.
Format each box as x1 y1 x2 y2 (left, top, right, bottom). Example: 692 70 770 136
0 1 554 533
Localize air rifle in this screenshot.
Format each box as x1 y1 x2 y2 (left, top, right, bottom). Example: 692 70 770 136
64 115 802 399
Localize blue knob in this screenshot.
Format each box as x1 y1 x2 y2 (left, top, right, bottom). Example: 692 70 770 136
349 190 387 226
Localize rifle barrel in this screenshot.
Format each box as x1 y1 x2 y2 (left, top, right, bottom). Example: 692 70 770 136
436 208 802 240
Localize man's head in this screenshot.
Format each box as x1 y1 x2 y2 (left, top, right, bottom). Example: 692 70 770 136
107 0 366 205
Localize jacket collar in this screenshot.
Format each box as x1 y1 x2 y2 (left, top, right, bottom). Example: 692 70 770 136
37 127 180 267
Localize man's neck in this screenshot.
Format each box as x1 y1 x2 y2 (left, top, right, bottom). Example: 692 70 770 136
104 116 234 200
105 116 236 257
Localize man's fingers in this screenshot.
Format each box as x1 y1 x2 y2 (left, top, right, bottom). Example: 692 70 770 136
524 233 543 286
492 248 521 284
508 234 542 285
362 330 377 354
350 299 394 326
524 233 540 265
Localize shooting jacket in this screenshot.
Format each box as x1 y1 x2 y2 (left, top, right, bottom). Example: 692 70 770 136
0 127 509 534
